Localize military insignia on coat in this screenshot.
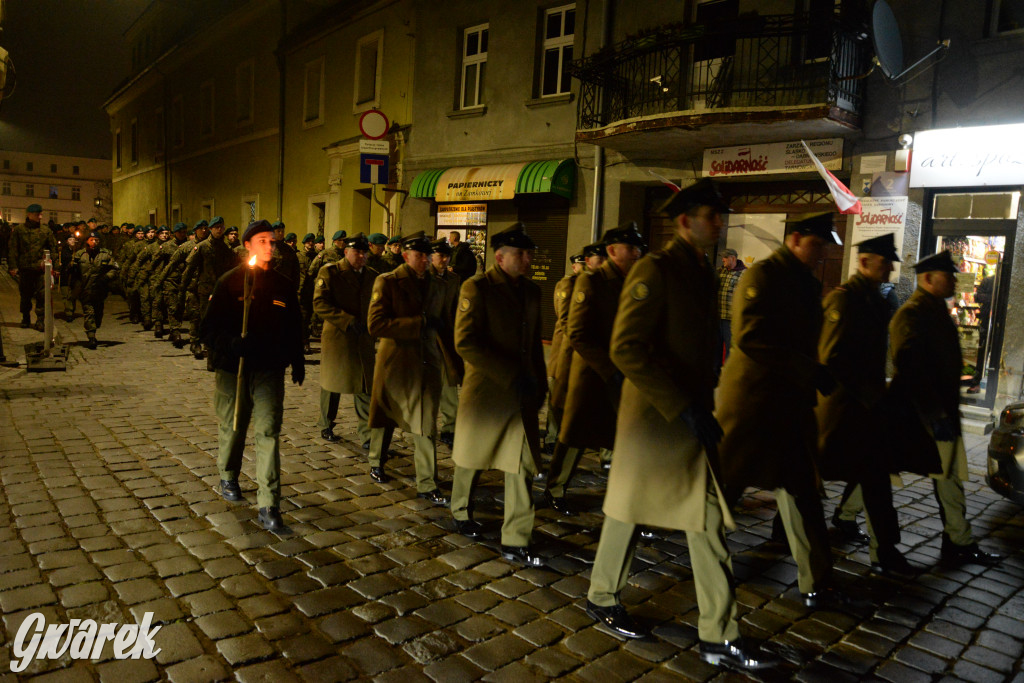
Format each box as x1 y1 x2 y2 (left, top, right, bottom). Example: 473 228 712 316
827 309 841 322
574 291 586 303
372 291 380 302
744 286 758 300
317 278 324 288
557 291 567 299
631 282 649 301
459 297 471 312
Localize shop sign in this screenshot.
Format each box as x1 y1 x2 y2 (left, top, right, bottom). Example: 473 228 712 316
437 203 487 227
911 123 1024 187
846 196 908 280
702 138 843 178
435 163 525 201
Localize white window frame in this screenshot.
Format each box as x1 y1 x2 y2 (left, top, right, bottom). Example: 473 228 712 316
130 118 139 165
541 4 575 97
171 96 184 148
303 57 325 128
460 23 489 110
353 30 384 113
236 59 255 126
115 128 122 170
199 80 215 139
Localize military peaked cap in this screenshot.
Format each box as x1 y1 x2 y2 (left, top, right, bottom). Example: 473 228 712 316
784 212 842 245
430 238 452 256
491 223 536 250
402 231 432 254
603 221 647 249
582 241 606 258
344 232 370 250
570 253 585 264
912 250 958 274
855 233 900 262
658 178 732 217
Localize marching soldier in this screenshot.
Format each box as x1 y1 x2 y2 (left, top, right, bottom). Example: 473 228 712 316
179 220 210 356
382 235 403 270
366 233 391 273
271 221 300 289
297 233 317 354
304 230 347 339
147 223 186 338
156 222 198 348
545 225 645 514
716 212 848 609
59 234 81 322
586 179 779 671
430 238 463 446
119 226 147 323
365 232 452 505
72 231 119 349
128 225 158 330
312 233 379 448
181 217 236 367
449 224 547 566
7 203 58 330
889 251 1000 566
815 233 911 574
545 243 605 454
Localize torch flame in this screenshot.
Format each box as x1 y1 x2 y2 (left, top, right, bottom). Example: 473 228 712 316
248 255 257 267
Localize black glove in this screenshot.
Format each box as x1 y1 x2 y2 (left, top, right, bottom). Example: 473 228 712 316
931 416 955 441
815 363 837 397
681 406 724 457
292 363 305 386
606 371 625 406
348 321 367 336
515 372 538 400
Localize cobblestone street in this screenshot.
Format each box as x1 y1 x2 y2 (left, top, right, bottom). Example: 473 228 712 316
1 271 1023 682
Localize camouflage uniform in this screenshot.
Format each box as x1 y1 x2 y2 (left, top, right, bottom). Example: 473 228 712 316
147 231 184 337
157 234 196 347
133 233 163 329
71 245 119 346
181 233 238 359
8 217 57 326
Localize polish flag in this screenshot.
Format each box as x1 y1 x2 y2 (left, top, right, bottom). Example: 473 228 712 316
646 170 681 192
801 140 862 215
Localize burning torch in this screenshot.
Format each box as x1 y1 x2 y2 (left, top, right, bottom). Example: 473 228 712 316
233 253 258 430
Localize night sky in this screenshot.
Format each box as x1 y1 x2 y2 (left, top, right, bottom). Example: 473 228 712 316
1 0 150 159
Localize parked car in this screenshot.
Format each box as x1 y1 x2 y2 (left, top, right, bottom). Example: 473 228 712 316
986 402 1024 504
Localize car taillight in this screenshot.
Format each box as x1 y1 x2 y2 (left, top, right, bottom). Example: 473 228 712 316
999 404 1024 432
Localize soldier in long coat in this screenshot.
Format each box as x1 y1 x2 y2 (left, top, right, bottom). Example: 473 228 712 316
366 232 452 504
814 233 909 574
716 212 844 607
587 180 778 671
545 224 645 514
312 233 378 447
888 251 1000 566
430 239 464 446
449 224 547 567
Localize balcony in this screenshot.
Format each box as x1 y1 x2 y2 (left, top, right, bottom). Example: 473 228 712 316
569 13 872 159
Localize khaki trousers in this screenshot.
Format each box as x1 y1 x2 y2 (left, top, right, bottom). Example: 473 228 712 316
439 383 459 433
368 427 438 493
450 436 536 547
775 471 833 593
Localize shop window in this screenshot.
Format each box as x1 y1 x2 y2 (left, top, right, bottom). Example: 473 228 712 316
171 96 184 148
25 184 34 197
933 191 1020 219
354 31 383 111
460 24 488 109
72 186 81 201
541 5 575 96
200 81 215 139
304 57 325 127
130 118 139 164
236 59 254 125
992 0 1024 34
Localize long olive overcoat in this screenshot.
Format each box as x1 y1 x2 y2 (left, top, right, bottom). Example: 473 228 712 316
547 273 577 409
888 287 969 480
313 259 378 395
432 264 464 386
559 259 626 450
603 236 734 531
367 263 454 436
451 266 547 474
715 246 822 498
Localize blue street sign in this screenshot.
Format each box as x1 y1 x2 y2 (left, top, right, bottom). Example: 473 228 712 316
360 154 389 184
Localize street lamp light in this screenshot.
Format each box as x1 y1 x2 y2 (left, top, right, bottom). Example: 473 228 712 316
94 196 102 209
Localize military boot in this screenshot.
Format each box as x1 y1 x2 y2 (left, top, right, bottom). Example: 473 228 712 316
154 322 164 338
20 314 31 328
170 330 185 348
87 335 98 350
191 341 204 359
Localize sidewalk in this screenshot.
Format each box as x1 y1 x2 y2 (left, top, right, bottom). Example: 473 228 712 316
1 270 1022 682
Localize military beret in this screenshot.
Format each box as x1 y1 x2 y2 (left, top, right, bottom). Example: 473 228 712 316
721 248 738 258
582 241 606 258
172 222 187 232
26 203 43 213
302 233 315 244
602 221 647 249
912 250 958 274
491 223 536 250
314 235 325 244
134 226 145 234
77 220 87 226
187 225 196 236
658 178 732 218
387 234 403 245
145 224 156 231
225 225 239 234
284 232 297 242
855 233 900 262
88 230 101 239
784 212 843 245
209 216 225 227
430 239 452 256
242 219 273 243
193 219 209 230
368 232 388 245
402 231 432 254
158 224 169 232
343 232 370 250
331 230 347 242
570 253 585 264
272 220 285 230
88 217 97 223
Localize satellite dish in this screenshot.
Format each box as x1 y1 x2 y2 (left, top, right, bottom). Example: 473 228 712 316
869 0 949 83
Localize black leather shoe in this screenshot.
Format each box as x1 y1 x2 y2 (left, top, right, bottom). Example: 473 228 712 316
941 541 1001 566
543 491 575 516
417 489 449 506
362 440 370 450
801 587 870 611
154 326 164 338
258 507 284 531
585 601 648 640
639 527 658 540
220 479 242 502
87 338 98 350
832 511 869 543
438 431 454 447
699 638 780 670
321 428 340 443
601 461 611 472
500 545 544 567
455 519 482 538
369 466 390 483
20 317 31 328
871 553 917 577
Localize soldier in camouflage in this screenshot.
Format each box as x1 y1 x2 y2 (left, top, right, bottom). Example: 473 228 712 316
119 226 147 323
157 222 199 348
148 222 187 338
7 203 58 330
180 217 237 368
71 231 120 350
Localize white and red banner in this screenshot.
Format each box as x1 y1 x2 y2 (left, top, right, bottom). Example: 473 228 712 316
702 138 843 178
846 196 907 279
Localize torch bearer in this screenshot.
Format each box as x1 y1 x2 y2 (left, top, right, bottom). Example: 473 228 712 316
233 254 258 430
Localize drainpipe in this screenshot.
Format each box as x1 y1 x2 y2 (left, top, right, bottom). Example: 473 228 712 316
277 0 287 220
590 0 613 241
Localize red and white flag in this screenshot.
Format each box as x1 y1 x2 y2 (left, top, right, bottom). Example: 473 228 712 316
801 140 862 215
646 170 681 193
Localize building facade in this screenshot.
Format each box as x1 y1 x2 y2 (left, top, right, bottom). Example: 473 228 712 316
0 150 110 225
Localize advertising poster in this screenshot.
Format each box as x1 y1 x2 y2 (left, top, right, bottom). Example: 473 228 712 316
846 196 908 279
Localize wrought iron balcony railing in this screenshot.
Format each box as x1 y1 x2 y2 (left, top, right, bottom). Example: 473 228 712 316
569 13 872 131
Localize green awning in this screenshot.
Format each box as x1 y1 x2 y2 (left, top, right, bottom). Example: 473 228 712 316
409 159 575 201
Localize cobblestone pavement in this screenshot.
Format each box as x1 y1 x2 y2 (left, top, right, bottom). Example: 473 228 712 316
1 270 1023 683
